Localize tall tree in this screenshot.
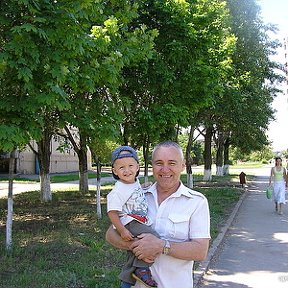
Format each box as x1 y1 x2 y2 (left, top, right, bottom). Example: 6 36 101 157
200 0 282 177
221 0 282 164
118 0 235 173
1 0 156 199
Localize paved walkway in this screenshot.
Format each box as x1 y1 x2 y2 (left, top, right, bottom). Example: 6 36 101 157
197 175 288 288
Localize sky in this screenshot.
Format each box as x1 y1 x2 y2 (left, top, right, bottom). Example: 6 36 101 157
258 0 288 151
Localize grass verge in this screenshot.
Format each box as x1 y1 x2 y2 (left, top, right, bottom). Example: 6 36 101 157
0 172 111 183
0 178 244 288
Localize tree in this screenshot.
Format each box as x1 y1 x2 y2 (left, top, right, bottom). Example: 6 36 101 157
222 0 283 159
200 0 283 178
56 1 157 193
5 150 17 251
1 0 156 199
118 0 235 176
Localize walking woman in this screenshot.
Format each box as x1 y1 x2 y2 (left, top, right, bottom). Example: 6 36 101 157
269 157 287 215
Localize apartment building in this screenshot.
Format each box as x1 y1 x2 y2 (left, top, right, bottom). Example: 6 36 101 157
0 137 92 175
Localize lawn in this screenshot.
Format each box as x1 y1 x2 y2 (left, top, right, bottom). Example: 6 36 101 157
0 172 111 183
0 177 244 288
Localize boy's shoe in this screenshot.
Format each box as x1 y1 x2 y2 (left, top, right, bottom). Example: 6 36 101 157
132 268 158 287
120 281 132 288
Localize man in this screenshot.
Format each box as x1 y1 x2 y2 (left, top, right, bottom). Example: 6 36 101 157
106 141 210 288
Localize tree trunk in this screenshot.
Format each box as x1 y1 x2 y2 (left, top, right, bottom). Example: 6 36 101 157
77 132 89 193
185 126 194 188
62 126 89 193
37 130 52 202
96 158 102 219
223 137 230 175
79 149 89 193
40 173 51 201
203 126 213 181
143 139 150 184
89 147 102 218
215 131 224 176
6 150 16 251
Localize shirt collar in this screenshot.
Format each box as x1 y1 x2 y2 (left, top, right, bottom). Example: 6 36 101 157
144 182 194 199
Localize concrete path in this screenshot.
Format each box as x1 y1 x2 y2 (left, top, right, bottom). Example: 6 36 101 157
197 175 288 288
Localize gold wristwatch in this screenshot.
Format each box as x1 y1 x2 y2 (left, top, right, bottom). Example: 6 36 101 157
162 240 171 255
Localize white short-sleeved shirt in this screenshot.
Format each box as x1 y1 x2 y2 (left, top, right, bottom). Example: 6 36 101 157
133 182 210 288
107 179 152 226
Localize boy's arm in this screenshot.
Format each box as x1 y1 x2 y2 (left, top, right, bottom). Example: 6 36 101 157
107 210 134 241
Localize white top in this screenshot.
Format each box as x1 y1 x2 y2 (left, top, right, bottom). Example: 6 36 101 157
133 182 210 288
107 179 152 226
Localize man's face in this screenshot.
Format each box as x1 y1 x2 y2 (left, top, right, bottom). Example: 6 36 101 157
113 157 139 184
152 146 185 192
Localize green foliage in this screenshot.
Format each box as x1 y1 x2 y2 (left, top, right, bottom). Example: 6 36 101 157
178 132 204 165
0 0 156 155
229 144 274 162
117 0 236 152
0 0 282 174
223 0 283 152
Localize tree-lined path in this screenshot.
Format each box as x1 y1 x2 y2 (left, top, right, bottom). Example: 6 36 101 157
197 175 288 288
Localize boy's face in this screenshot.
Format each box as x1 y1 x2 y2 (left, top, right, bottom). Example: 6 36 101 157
112 157 139 184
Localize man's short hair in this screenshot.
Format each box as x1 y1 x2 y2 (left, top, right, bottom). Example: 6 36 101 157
152 141 184 160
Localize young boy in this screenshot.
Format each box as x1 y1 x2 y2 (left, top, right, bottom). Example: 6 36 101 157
107 146 158 288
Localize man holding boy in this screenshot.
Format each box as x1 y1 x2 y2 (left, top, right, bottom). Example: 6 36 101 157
106 141 210 288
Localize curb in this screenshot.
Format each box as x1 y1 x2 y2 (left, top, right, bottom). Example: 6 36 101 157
193 186 249 287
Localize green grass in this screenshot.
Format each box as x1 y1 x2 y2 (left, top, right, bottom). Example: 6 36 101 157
50 172 111 183
0 172 111 183
0 177 244 288
230 161 265 169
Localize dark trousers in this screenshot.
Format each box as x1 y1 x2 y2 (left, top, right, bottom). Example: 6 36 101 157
119 220 159 284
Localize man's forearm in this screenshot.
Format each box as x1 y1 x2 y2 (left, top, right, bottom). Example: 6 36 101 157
132 234 209 262
168 238 209 261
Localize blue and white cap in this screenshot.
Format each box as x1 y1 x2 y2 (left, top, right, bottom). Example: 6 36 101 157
111 146 139 164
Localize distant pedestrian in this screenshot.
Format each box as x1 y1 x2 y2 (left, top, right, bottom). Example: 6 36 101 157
269 157 287 215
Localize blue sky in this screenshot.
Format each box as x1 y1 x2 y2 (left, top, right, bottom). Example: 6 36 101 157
258 0 288 36
258 0 288 151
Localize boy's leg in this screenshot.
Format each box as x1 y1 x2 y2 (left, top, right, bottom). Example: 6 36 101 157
126 221 159 268
125 221 158 287
119 251 137 285
126 220 159 238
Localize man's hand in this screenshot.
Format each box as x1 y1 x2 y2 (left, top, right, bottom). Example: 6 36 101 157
130 233 164 262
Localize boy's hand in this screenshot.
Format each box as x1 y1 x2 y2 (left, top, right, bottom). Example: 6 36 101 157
120 227 134 241
141 181 153 190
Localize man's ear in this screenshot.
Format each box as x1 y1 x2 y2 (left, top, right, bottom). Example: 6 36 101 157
181 160 186 171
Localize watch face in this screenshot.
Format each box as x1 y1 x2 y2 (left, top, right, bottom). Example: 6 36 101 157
163 240 170 255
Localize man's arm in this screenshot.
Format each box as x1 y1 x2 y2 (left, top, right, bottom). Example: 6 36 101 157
131 233 209 262
105 225 157 263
